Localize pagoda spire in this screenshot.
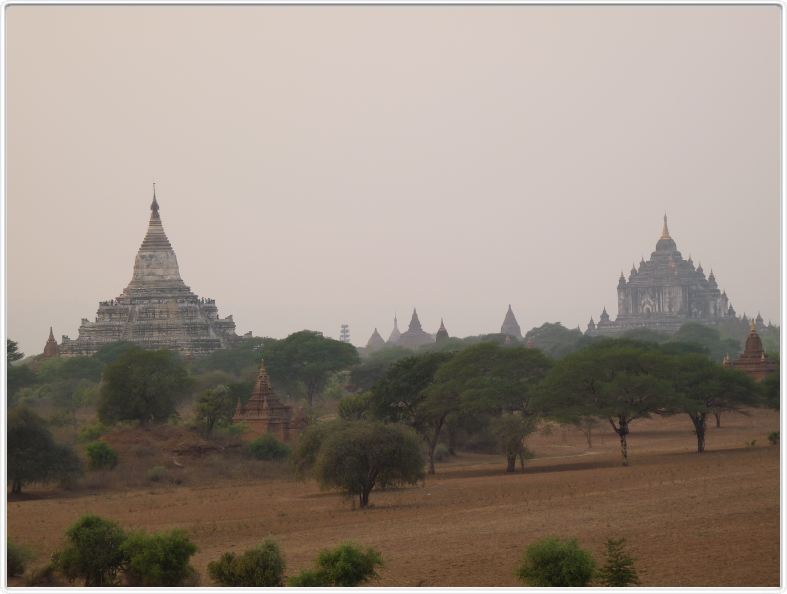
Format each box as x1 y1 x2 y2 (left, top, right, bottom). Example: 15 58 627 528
661 213 671 239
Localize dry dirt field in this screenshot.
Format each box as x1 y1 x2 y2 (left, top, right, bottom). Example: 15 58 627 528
7 409 780 587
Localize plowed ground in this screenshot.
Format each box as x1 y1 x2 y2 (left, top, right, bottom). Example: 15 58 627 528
7 409 780 586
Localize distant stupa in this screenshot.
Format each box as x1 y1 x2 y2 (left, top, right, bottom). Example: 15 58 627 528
387 315 402 344
436 318 449 343
397 309 435 349
43 327 59 358
500 305 522 339
366 328 386 352
59 186 239 357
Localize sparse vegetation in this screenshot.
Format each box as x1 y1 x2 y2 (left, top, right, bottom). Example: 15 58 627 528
121 530 198 586
516 537 596 587
146 465 171 483
54 515 127 586
768 431 779 445
289 543 383 586
7 539 34 577
248 434 291 460
596 537 640 587
208 539 286 586
86 441 119 470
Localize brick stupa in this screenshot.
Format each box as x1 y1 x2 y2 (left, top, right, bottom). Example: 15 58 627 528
233 359 306 442
723 320 777 382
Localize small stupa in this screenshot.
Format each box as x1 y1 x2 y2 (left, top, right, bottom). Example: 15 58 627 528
435 319 449 343
366 328 386 352
43 327 59 358
500 305 522 339
397 309 435 349
387 315 402 344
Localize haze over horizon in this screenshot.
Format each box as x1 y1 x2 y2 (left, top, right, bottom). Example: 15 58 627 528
6 5 780 356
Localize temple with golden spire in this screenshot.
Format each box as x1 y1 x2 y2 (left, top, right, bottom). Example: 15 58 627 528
588 215 737 336
59 186 239 356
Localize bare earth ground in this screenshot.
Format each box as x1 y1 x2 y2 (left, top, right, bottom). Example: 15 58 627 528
7 409 780 587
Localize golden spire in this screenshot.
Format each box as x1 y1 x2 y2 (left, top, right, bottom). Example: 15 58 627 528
660 213 671 239
751 318 757 332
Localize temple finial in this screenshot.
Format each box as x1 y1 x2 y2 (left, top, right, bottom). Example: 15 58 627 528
751 318 757 331
151 182 159 213
661 213 671 239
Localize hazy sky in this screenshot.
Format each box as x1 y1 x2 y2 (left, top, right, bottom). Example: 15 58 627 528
6 5 781 355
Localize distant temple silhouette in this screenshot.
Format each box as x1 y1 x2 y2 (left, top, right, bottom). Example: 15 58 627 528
587 216 738 336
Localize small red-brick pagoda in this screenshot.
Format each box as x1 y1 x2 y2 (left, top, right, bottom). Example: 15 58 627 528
723 320 777 382
233 358 307 442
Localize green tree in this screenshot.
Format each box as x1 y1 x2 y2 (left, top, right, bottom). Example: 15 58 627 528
38 356 103 384
524 322 584 358
338 392 372 420
537 341 675 465
762 360 780 411
54 515 126 586
7 338 24 363
265 331 360 407
190 336 272 376
194 385 235 436
7 539 34 577
7 339 36 401
370 351 455 474
208 540 285 586
8 406 82 493
290 420 342 477
86 441 119 470
248 434 291 460
517 537 596 587
98 348 193 424
289 543 383 586
490 413 537 472
93 341 139 366
671 322 740 363
669 355 759 453
121 530 198 586
312 421 424 508
596 537 640 586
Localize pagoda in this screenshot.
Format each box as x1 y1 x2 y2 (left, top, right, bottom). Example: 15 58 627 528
59 187 239 357
387 315 402 344
587 215 737 336
365 328 386 353
233 359 306 441
500 305 522 339
42 327 59 358
723 321 778 382
435 319 449 343
397 309 435 349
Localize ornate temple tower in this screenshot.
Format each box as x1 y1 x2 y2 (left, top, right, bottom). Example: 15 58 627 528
233 359 306 441
723 321 778 382
59 187 239 356
42 327 59 358
397 309 435 348
500 305 522 339
436 318 449 343
387 315 402 344
588 216 736 336
365 328 386 352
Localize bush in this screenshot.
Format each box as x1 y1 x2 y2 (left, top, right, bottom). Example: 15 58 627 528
146 466 171 483
7 539 34 577
596 537 640 587
768 431 779 446
54 515 127 586
86 441 119 471
312 421 425 508
288 543 383 587
121 530 198 586
248 434 291 461
433 443 450 462
78 421 106 443
516 537 596 587
208 539 285 586
338 393 371 421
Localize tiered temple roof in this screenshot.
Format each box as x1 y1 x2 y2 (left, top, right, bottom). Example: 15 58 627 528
397 309 435 348
723 321 778 382
366 328 386 352
59 187 238 357
387 315 402 344
500 305 522 339
436 318 449 343
43 327 59 358
588 215 736 336
233 359 306 441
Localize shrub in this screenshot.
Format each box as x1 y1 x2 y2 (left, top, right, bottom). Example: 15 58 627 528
7 539 34 577
312 421 425 508
596 537 640 587
516 537 596 587
78 421 106 443
248 434 291 461
208 539 285 586
146 465 171 483
338 393 371 421
768 431 779 446
433 443 450 462
86 441 119 471
121 529 198 586
288 543 383 587
54 515 127 586
26 563 63 586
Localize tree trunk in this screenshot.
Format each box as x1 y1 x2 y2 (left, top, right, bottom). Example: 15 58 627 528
506 453 516 473
11 478 21 494
447 424 457 456
584 427 592 449
611 417 629 466
518 451 526 472
360 488 370 508
426 416 447 475
690 413 706 453
714 412 721 428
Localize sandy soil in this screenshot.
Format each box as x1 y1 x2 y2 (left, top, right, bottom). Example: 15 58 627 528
7 408 780 586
